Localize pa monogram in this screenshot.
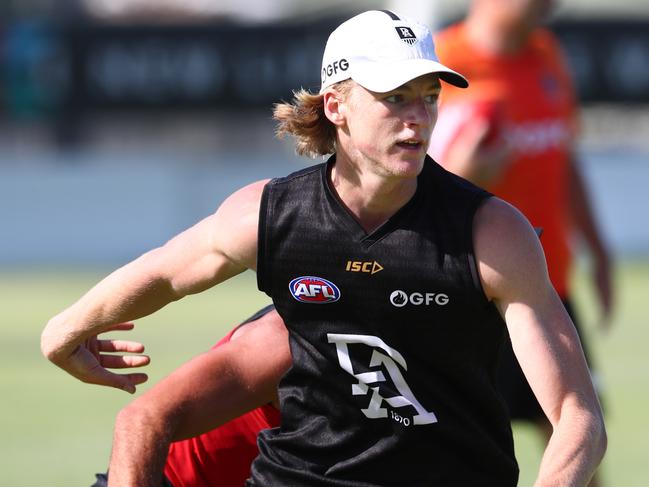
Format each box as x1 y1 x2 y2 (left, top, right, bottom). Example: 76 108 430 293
327 333 437 426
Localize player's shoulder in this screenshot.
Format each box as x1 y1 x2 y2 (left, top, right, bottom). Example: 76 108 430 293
473 197 551 302
473 197 542 261
212 179 270 248
218 179 269 212
475 196 528 230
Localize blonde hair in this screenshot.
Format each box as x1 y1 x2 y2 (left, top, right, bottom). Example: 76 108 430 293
273 80 353 158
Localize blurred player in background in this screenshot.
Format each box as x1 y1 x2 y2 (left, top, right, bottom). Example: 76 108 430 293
430 1 613 485
91 305 287 487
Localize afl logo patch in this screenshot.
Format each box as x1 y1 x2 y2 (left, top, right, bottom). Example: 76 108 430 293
289 276 341 304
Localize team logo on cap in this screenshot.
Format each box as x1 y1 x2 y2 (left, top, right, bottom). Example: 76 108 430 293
395 26 417 45
289 276 341 303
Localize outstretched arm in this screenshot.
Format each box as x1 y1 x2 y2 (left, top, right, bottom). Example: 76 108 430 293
41 179 268 392
108 309 290 487
474 197 606 487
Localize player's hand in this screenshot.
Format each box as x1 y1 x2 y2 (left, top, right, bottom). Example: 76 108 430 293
444 115 512 187
61 323 150 393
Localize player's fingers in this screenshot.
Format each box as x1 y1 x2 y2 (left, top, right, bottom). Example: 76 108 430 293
85 336 100 357
81 366 140 394
97 339 145 353
106 322 136 332
108 373 148 393
100 354 150 369
124 373 149 386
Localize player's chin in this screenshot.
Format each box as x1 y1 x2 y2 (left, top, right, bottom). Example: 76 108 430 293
390 157 426 178
390 148 427 175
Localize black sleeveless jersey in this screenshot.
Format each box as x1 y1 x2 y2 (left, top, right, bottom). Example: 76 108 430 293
251 156 518 486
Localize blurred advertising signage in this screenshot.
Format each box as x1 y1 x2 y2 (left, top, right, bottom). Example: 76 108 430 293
1 18 649 117
1 21 334 115
74 24 329 108
553 20 649 103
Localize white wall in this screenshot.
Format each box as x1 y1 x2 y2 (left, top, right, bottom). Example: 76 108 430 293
1 147 647 266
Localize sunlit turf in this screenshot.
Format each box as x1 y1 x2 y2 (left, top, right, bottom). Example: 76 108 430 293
1 259 647 486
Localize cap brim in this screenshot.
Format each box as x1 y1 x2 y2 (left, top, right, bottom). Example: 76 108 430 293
351 58 468 92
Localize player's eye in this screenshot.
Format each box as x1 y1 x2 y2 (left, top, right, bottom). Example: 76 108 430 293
424 93 440 104
384 94 404 103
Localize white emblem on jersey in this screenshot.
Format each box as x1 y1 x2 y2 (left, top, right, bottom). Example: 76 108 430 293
327 333 438 425
389 290 450 307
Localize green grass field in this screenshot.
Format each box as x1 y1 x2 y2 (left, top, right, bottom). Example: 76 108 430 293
1 259 648 486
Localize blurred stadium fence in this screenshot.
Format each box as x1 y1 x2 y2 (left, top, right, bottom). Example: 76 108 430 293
1 17 649 120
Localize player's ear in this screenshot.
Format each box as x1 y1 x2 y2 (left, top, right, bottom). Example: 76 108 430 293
323 88 347 127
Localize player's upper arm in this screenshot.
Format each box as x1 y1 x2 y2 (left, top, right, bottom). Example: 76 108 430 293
473 198 599 424
473 197 550 306
154 179 269 298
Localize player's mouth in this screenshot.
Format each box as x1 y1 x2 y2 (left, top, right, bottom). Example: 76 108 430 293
396 139 425 151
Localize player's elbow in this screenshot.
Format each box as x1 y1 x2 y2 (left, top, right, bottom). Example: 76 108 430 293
590 411 608 466
574 405 607 469
40 322 56 362
40 315 69 364
115 402 143 433
115 399 175 443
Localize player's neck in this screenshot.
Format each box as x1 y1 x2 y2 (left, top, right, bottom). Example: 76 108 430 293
328 158 418 234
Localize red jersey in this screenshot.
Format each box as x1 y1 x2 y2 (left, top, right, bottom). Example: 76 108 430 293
163 329 281 487
433 23 578 297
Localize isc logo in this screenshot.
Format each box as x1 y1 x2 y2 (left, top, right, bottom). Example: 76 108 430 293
345 260 384 275
289 276 341 304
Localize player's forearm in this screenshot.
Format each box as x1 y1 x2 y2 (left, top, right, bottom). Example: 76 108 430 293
108 401 175 487
40 248 182 364
534 405 606 487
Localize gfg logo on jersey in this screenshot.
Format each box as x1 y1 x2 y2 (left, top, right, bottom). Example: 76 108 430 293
390 290 449 307
289 276 341 304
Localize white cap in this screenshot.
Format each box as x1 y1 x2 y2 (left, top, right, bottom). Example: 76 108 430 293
319 10 468 93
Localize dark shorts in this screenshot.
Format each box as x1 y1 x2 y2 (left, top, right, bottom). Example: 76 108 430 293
496 299 599 422
90 472 174 487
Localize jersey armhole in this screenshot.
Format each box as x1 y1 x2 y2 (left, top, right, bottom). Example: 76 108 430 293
466 194 492 305
256 181 272 296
